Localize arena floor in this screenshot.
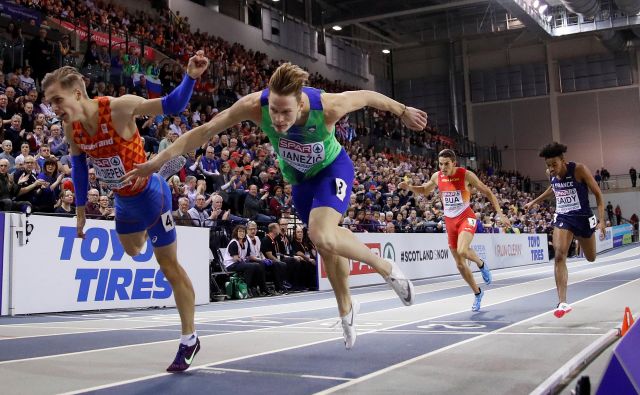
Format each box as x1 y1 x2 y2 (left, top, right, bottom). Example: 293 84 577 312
0 245 638 395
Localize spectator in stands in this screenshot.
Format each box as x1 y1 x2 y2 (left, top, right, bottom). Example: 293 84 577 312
0 140 15 171
33 157 63 212
188 194 212 227
48 123 68 156
27 28 52 82
277 217 313 291
260 222 292 292
98 195 115 219
245 220 285 294
243 184 273 223
173 197 193 226
607 201 614 224
4 114 24 155
0 158 40 211
291 225 318 290
54 189 75 215
84 189 102 218
630 167 637 188
223 224 268 297
615 205 622 225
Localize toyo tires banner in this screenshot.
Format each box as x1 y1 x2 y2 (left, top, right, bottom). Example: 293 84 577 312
5 214 209 315
318 233 549 290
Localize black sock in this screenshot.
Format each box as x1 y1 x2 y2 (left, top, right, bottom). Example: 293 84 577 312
475 288 482 296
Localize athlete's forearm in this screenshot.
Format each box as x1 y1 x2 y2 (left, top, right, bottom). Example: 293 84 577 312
360 91 406 116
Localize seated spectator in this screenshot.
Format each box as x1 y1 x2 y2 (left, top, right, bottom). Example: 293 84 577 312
0 158 41 211
54 189 75 215
0 140 15 171
33 157 63 213
291 225 318 290
278 217 315 290
245 220 285 294
243 184 274 223
172 197 193 226
223 224 268 297
188 194 211 227
260 222 293 291
84 189 102 218
98 194 115 219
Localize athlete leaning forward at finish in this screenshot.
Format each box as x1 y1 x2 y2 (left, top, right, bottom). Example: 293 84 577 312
524 142 605 318
398 149 511 312
124 62 429 350
43 50 209 372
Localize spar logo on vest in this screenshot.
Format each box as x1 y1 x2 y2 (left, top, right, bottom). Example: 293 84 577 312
279 138 325 173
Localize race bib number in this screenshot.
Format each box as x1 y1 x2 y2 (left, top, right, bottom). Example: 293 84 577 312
554 188 581 214
335 178 347 201
93 156 130 190
161 211 176 232
278 138 325 173
588 215 597 229
467 218 477 227
442 190 465 216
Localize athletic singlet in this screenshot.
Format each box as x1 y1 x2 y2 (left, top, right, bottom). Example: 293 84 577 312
259 87 341 185
550 161 592 216
437 167 471 218
71 97 148 196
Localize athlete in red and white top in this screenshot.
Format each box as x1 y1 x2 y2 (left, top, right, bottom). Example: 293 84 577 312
398 149 511 311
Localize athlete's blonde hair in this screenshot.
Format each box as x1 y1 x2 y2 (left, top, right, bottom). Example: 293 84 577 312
42 66 88 97
268 62 309 102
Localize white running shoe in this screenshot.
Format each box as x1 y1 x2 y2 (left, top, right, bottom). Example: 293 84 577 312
384 259 415 306
553 302 573 318
341 299 360 350
157 156 187 180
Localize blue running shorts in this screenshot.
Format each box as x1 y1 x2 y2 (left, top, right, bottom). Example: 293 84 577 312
292 148 355 225
554 213 596 239
115 173 177 247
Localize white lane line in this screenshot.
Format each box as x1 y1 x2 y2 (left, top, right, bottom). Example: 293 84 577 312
316 277 640 394
199 367 353 382
1 253 631 336
54 260 640 395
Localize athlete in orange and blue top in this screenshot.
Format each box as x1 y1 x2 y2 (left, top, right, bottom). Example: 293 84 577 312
398 149 511 312
43 51 209 372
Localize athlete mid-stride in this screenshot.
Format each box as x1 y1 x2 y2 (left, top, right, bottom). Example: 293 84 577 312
525 142 605 318
125 62 428 350
398 149 511 312
43 51 209 371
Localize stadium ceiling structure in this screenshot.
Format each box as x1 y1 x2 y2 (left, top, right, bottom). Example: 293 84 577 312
294 0 640 52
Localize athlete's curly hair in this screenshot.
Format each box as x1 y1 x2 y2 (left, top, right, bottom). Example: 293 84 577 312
539 142 567 159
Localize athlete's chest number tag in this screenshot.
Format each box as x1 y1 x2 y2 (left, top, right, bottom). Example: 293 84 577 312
93 155 129 189
335 178 347 201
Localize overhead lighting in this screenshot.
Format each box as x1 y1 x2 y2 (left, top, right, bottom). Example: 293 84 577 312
382 49 391 54
332 25 342 31
538 4 548 13
545 14 553 22
533 0 540 8
272 0 280 2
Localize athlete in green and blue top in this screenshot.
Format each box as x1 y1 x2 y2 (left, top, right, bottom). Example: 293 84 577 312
128 63 428 350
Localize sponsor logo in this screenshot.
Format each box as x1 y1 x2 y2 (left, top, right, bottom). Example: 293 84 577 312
383 242 395 262
495 243 522 257
58 226 173 302
400 249 449 263
78 138 114 151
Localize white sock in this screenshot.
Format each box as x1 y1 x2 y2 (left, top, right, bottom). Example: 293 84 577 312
180 331 197 346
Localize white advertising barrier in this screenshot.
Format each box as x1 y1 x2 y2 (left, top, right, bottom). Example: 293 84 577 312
6 214 210 315
595 226 614 253
318 232 549 290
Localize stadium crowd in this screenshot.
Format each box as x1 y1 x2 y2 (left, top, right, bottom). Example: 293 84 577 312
0 0 580 296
